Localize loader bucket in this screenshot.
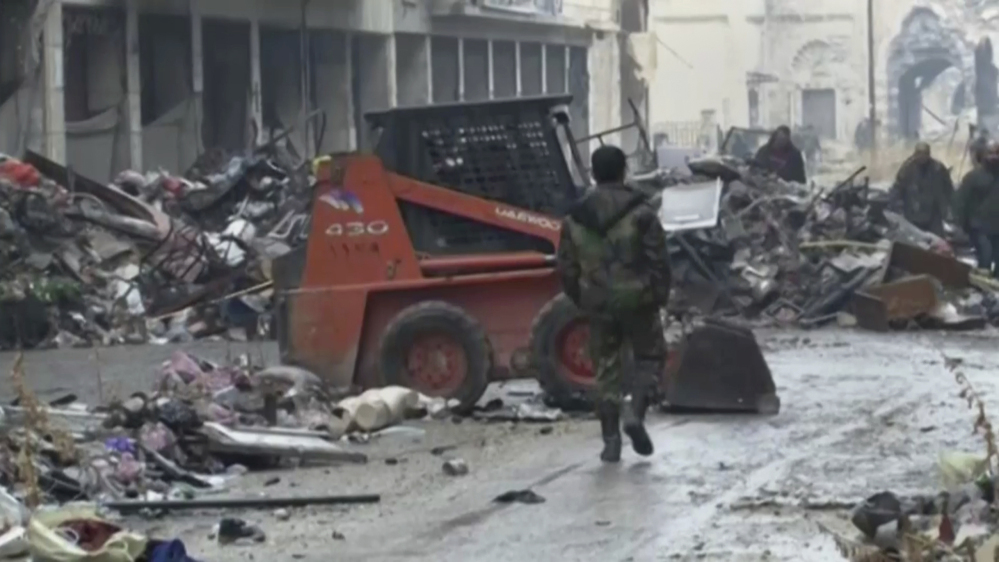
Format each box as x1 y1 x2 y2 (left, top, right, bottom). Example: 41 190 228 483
661 318 779 414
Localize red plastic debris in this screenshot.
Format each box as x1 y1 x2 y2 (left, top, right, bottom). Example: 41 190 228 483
0 158 41 188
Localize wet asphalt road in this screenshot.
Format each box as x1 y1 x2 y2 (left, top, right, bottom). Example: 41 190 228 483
9 330 999 560
321 330 999 561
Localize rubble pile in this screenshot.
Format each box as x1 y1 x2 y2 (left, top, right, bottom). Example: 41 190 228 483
0 350 470 510
659 157 998 331
0 352 419 559
0 149 312 350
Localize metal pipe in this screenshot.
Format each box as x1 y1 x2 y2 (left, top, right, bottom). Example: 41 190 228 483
867 0 877 166
299 0 313 158
105 494 381 513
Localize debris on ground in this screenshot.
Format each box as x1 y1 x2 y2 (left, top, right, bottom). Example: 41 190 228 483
493 489 545 505
0 148 313 350
213 517 266 545
1 501 207 561
442 458 469 476
652 156 999 331
0 348 457 523
0 347 416 559
828 356 999 561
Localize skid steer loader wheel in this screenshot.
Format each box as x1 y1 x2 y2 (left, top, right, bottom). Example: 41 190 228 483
378 301 492 413
529 293 594 405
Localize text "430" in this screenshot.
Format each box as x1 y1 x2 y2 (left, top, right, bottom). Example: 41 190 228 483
325 220 389 237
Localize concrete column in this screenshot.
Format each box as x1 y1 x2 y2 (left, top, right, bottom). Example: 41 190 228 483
190 0 204 152
541 43 547 94
564 46 570 96
312 30 353 153
457 38 465 101
395 34 430 106
354 34 397 148
515 41 522 96
356 34 397 111
42 0 65 163
346 32 355 150
385 34 398 109
125 0 142 170
487 40 495 100
588 34 622 148
425 35 434 102
249 18 263 145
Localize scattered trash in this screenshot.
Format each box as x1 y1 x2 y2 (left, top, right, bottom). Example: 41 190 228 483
430 445 457 457
215 518 266 545
442 459 469 477
493 490 545 505
27 504 147 561
939 452 990 489
850 492 902 540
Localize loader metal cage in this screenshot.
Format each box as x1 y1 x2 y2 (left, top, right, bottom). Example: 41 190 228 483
365 95 580 254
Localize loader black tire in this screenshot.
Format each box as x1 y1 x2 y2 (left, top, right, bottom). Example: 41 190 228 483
529 293 594 406
378 301 492 414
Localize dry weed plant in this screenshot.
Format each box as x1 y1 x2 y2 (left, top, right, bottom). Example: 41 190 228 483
9 353 76 508
817 354 998 561
943 355 999 478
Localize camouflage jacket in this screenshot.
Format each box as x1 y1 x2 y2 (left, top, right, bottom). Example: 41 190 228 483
954 166 999 234
889 158 954 230
556 183 671 315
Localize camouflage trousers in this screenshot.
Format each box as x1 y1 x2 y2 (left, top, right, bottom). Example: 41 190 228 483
588 310 667 404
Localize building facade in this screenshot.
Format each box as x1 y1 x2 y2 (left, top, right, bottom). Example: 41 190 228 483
0 0 641 183
649 0 999 147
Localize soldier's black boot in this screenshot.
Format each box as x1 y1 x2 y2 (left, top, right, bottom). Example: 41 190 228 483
597 401 622 463
622 392 653 457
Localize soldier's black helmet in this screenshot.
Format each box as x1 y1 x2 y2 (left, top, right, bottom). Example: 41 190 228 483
591 145 627 184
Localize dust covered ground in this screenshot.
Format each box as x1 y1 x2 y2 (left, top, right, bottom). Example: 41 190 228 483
6 329 999 561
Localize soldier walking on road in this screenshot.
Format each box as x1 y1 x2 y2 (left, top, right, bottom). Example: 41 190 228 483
556 145 672 462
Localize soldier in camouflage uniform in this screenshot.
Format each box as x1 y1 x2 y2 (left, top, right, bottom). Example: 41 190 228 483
556 145 672 462
888 142 954 236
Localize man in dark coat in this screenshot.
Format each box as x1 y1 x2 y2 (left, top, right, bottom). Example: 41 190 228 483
753 125 807 183
954 140 999 275
556 145 671 463
888 142 955 236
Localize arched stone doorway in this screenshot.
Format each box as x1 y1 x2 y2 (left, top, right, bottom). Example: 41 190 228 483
790 39 856 140
887 7 970 140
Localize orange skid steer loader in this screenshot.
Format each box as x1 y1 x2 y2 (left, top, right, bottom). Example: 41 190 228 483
272 95 778 414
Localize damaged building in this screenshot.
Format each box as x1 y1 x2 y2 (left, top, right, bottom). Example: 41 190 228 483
648 0 999 145
0 0 641 184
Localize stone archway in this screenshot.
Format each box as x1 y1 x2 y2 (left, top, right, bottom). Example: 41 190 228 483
790 40 855 139
887 7 971 139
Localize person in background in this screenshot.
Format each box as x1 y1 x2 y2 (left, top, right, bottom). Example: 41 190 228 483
970 127 990 167
794 125 822 175
556 145 671 463
888 142 954 237
753 125 807 184
954 140 999 275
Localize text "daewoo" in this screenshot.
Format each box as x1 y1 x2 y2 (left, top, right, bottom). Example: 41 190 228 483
494 207 561 231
